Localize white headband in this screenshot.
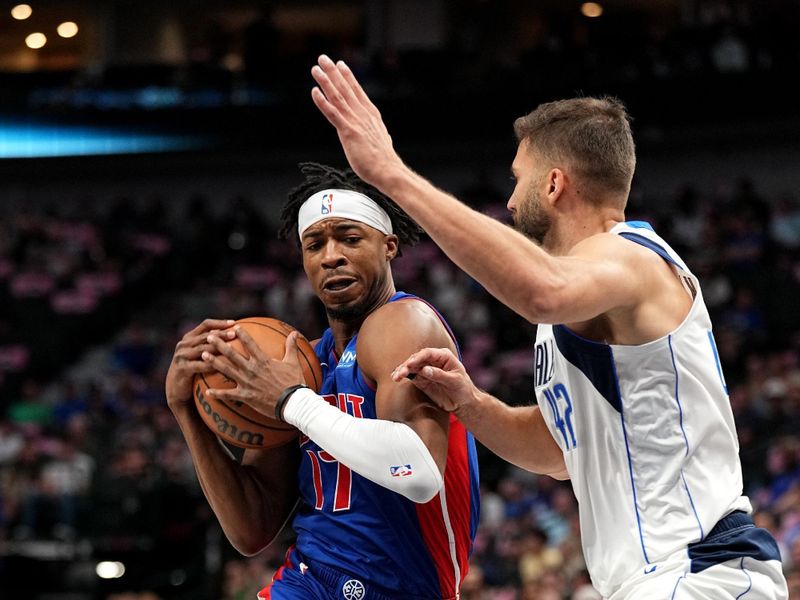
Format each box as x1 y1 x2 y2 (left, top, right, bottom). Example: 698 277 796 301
297 189 393 239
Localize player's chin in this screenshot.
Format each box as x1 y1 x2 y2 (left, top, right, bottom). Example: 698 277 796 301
321 290 371 321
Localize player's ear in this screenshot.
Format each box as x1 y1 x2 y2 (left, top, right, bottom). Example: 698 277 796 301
384 235 399 261
547 168 566 204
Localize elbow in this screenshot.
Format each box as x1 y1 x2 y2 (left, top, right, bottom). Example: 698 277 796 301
519 273 569 324
403 471 444 504
228 531 273 557
236 544 266 558
525 290 563 324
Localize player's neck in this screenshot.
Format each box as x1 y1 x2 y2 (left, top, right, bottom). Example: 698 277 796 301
546 205 624 255
328 282 396 355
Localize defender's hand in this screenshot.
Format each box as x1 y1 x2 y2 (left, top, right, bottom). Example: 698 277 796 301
310 54 405 189
391 347 477 414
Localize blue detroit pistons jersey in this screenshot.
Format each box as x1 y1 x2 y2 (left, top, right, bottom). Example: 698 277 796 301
292 291 480 599
534 222 752 598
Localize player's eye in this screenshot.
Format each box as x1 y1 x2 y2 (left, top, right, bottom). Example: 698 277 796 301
344 236 361 244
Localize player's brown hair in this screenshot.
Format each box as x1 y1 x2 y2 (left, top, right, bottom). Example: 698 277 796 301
514 96 636 206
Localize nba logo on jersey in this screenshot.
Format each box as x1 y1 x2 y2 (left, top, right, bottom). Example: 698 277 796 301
390 464 413 477
321 193 333 214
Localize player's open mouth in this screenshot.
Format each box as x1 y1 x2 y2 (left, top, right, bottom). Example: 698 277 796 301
323 277 356 292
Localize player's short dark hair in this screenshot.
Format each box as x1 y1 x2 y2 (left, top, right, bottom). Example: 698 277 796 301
514 96 636 206
279 162 422 255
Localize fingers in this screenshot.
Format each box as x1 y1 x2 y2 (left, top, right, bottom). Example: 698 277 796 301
176 343 218 362
174 327 234 366
180 360 218 375
201 350 239 383
186 318 236 337
400 363 464 413
335 59 380 117
311 85 345 130
233 326 268 362
205 334 249 370
311 65 352 124
180 328 234 349
282 331 301 364
314 55 360 113
391 347 459 381
413 365 453 384
203 388 247 403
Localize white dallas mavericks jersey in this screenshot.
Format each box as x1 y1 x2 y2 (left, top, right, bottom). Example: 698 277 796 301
534 221 751 598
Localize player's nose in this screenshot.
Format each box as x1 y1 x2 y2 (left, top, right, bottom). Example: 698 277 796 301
320 239 347 268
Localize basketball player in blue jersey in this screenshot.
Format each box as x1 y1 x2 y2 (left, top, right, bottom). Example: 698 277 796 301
308 55 789 599
165 162 480 600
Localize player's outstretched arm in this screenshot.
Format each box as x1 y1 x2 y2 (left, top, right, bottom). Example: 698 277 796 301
393 347 568 480
310 54 644 326
166 319 299 556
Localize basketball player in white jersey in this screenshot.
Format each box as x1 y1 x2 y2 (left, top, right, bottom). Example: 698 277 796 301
308 55 788 599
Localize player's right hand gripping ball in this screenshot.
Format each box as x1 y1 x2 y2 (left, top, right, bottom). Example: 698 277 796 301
193 317 322 449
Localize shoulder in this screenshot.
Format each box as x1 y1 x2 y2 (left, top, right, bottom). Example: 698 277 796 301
568 232 667 270
356 297 456 380
360 298 453 349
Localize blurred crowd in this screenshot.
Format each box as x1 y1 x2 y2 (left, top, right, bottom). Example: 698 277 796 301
1 173 800 599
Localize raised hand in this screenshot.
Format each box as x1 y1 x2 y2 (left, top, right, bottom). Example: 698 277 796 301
391 347 478 414
202 328 306 418
310 54 405 189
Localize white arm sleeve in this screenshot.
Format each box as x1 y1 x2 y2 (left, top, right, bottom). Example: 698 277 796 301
282 387 444 503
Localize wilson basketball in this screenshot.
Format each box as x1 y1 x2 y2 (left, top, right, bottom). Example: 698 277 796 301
193 317 322 449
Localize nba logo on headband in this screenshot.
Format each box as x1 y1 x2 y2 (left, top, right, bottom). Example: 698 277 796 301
298 189 393 238
321 193 333 215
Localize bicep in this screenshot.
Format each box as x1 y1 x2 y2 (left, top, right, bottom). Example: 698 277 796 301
532 238 645 324
373 374 451 475
357 303 456 474
547 256 639 323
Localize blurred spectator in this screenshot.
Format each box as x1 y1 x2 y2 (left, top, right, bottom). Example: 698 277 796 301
771 198 800 250
18 436 93 540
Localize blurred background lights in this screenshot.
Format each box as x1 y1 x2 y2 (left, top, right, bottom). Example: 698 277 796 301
11 4 32 20
57 22 79 38
581 2 603 18
95 561 126 579
25 33 46 49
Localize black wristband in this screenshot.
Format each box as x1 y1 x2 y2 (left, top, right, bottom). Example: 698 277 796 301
275 384 308 422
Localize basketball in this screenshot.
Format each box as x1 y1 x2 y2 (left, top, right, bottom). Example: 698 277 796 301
192 317 322 449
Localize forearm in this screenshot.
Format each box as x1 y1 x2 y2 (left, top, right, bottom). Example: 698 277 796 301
381 167 560 322
171 405 291 555
283 388 443 503
457 389 566 477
